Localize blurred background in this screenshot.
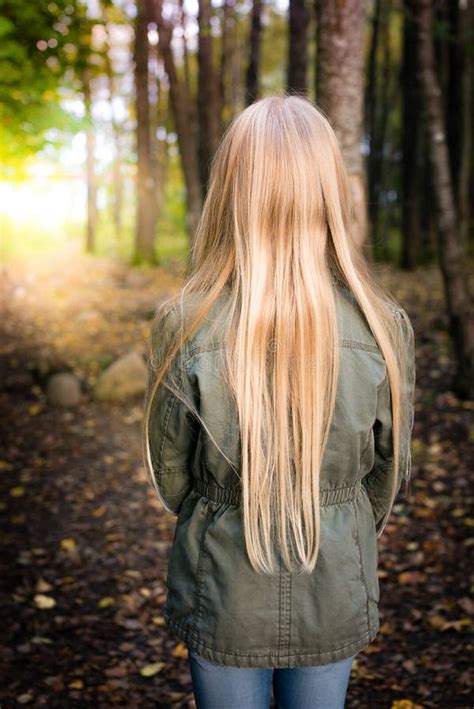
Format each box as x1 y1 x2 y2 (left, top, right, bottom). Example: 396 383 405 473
0 0 472 707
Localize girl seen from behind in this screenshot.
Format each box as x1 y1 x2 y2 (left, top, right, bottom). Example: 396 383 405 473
143 94 416 709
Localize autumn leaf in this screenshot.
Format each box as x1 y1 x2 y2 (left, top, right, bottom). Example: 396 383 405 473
60 538 77 552
33 594 56 609
172 641 188 658
398 571 427 585
440 618 471 631
10 486 25 497
98 596 116 608
140 662 165 677
427 614 446 630
35 578 53 593
68 679 84 689
16 692 34 704
151 616 165 626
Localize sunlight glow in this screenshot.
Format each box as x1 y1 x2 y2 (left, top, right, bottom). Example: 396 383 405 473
0 177 85 228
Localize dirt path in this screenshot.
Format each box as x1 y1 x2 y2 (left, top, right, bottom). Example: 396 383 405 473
1 249 472 707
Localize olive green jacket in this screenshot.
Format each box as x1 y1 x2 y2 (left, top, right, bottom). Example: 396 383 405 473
144 284 416 668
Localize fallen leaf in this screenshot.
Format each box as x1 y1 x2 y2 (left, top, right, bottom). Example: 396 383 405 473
10 486 25 497
427 614 446 629
60 538 77 552
398 571 427 585
68 679 84 689
98 596 116 608
172 641 188 658
36 578 53 593
16 692 34 704
140 662 165 677
33 594 56 609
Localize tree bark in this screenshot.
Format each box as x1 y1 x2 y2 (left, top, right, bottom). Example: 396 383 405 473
134 0 156 263
365 0 381 248
197 0 223 197
148 38 167 242
400 0 422 268
412 0 474 397
245 0 263 105
82 71 97 254
287 0 309 95
177 0 192 100
366 0 395 258
149 0 202 244
447 0 472 248
458 0 472 249
104 34 124 242
315 0 369 250
220 0 237 121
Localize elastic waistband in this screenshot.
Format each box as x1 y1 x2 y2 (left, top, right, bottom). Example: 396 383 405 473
192 477 362 507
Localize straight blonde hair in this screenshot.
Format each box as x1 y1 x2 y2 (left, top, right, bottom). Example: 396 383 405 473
143 94 413 576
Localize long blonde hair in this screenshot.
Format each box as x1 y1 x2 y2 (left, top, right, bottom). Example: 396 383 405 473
143 94 413 576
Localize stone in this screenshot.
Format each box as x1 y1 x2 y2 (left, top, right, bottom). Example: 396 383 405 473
46 372 82 407
94 351 147 401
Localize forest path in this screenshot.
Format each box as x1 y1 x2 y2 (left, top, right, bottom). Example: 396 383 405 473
1 250 472 707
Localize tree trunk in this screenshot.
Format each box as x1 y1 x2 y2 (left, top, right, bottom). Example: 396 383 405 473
287 0 309 95
412 0 474 397
220 0 238 121
197 0 223 197
177 0 192 100
104 35 124 242
365 0 381 247
134 0 156 263
379 5 397 256
419 134 437 262
458 0 472 249
82 72 97 254
149 0 202 244
315 0 369 250
245 0 263 105
448 0 472 249
400 0 421 269
149 40 167 241
366 0 395 259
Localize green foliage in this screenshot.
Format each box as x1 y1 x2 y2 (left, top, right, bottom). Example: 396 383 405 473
0 0 99 170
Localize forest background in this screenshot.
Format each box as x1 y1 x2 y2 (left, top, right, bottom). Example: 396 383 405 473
0 0 473 706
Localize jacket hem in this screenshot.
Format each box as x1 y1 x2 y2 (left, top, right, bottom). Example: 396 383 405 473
163 611 380 668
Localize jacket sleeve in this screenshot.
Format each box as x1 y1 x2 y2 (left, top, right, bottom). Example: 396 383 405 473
144 304 198 516
362 308 416 535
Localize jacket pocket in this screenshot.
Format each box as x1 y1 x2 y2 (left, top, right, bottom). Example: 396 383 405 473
164 497 210 627
191 503 216 634
355 486 380 605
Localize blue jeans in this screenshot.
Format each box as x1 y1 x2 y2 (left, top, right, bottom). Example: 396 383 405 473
187 648 356 708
